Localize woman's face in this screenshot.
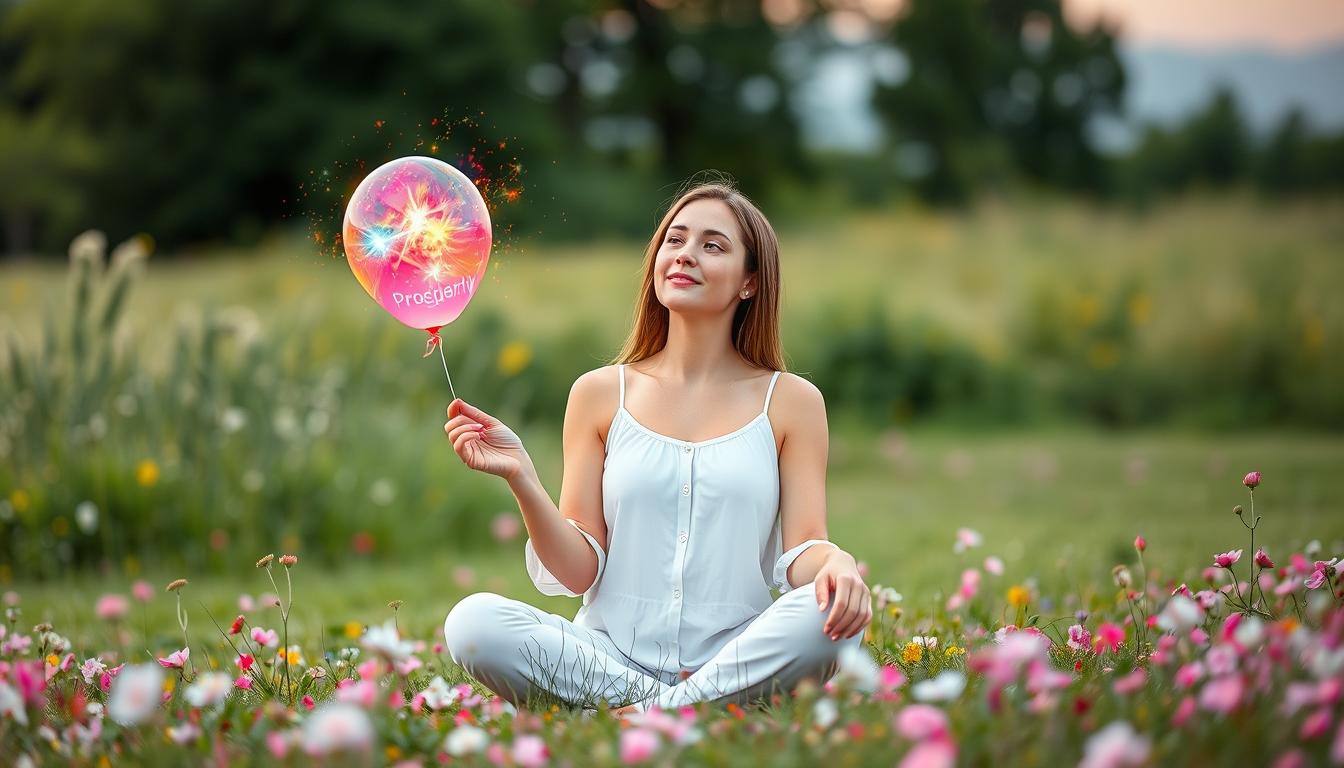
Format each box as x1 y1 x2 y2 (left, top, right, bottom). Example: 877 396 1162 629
653 198 755 315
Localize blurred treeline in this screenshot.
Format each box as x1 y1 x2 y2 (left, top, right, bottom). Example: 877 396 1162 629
3 0 1343 255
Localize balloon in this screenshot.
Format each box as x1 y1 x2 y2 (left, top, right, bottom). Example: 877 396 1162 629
342 156 491 334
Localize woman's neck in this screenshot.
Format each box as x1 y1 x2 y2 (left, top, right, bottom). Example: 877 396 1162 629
646 311 744 383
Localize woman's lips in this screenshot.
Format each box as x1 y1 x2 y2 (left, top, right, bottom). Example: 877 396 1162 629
668 274 698 286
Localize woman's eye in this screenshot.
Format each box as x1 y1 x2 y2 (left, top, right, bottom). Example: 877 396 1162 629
705 242 722 251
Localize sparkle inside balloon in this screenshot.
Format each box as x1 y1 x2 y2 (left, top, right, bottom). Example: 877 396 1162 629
343 156 491 330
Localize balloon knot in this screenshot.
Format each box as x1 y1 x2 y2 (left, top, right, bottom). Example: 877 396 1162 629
423 327 442 358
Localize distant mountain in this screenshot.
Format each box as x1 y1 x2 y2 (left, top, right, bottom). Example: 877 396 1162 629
1120 42 1344 134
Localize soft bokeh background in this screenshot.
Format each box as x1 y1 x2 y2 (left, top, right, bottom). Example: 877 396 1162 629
1 0 1342 637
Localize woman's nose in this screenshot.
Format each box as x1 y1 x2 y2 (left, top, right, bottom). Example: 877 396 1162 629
675 252 695 266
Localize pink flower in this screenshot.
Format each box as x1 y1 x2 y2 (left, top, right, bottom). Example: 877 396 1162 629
1242 471 1261 489
1175 662 1205 689
1300 707 1332 740
984 556 1004 576
1213 550 1242 569
229 615 246 635
1255 549 1274 569
251 627 279 647
898 739 956 768
1092 623 1124 654
895 705 949 741
96 594 129 621
1171 696 1197 727
1305 569 1328 590
236 654 254 672
1067 624 1092 652
619 728 660 764
1273 750 1306 768
953 527 982 554
1112 669 1146 695
157 648 190 669
234 675 252 690
131 580 153 603
1332 721 1344 765
1198 674 1245 714
1133 535 1146 553
266 730 291 759
879 664 907 692
511 734 548 768
491 513 521 542
302 694 315 710
1079 721 1151 768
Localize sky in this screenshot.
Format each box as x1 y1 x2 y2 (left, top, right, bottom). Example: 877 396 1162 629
1063 0 1344 51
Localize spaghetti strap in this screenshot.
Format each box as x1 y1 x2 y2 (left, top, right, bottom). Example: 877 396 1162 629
617 364 626 409
762 371 782 414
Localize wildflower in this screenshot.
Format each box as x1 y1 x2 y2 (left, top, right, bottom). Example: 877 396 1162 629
833 644 879 692
1007 586 1030 607
445 725 489 756
361 620 413 661
953 527 982 554
0 681 26 726
1093 623 1124 654
184 672 232 708
497 341 533 376
1079 721 1151 768
256 554 274 568
984 556 1005 576
1134 535 1146 553
620 728 661 763
418 677 461 711
1242 471 1261 489
943 645 965 658
1305 569 1327 590
95 595 128 621
1255 549 1274 569
167 722 202 744
1111 566 1132 588
157 648 189 669
279 554 298 567
229 615 246 635
132 580 153 602
1213 550 1242 569
910 670 966 702
107 664 165 726
1112 669 1146 695
1067 624 1092 652
234 676 252 690
135 460 159 488
165 579 188 593
1198 674 1245 714
301 702 374 755
879 664 907 691
1156 596 1203 633
900 740 957 768
251 627 279 648
895 704 949 740
512 734 549 768
902 641 924 664
236 654 254 672
80 658 107 685
491 513 521 542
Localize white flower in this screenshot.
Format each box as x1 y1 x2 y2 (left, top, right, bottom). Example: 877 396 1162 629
301 702 374 755
831 644 879 692
1155 595 1203 633
0 681 27 726
167 722 201 744
444 724 489 756
911 670 967 703
1078 721 1151 768
184 672 232 708
912 635 939 649
1234 616 1266 651
108 664 165 726
419 676 461 711
812 697 839 728
361 620 413 661
75 502 99 534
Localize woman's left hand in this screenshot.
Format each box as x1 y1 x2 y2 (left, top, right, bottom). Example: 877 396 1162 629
814 549 872 641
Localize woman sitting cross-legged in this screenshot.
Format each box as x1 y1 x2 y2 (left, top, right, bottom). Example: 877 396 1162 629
442 176 873 713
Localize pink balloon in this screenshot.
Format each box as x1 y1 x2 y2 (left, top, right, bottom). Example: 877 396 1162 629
342 156 491 332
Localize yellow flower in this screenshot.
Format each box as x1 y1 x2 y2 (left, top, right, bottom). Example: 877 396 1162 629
902 641 923 664
46 654 59 667
887 605 902 619
135 460 160 488
943 645 965 658
344 621 363 640
9 489 30 513
497 340 532 377
385 746 402 761
1007 586 1030 608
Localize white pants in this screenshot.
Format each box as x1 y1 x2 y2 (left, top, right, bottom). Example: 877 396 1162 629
442 585 860 711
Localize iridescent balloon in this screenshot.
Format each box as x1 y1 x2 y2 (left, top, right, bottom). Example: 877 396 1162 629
343 156 491 332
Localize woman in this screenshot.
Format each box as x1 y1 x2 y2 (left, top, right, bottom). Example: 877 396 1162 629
441 178 872 714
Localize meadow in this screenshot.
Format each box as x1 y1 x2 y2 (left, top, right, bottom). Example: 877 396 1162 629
1 196 1342 765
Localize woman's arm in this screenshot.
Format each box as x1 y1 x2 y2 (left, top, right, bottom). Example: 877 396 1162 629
773 374 871 640
510 369 611 596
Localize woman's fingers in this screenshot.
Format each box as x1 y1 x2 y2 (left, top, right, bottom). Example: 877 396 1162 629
446 421 485 444
453 430 482 460
824 580 854 638
838 594 872 639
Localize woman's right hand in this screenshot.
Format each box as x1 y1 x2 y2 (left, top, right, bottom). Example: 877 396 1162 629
444 399 530 480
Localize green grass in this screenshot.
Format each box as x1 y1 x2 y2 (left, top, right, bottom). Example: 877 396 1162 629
9 427 1342 656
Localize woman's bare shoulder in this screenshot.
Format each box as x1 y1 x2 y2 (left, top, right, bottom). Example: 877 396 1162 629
566 365 622 430
767 372 827 432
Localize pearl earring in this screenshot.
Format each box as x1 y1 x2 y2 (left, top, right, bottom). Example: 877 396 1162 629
741 290 751 299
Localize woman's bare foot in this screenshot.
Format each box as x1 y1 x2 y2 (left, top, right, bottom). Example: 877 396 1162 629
608 703 640 718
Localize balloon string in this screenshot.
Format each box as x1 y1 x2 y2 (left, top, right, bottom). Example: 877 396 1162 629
437 340 458 401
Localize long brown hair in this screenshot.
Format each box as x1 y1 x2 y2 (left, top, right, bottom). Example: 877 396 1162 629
612 176 787 372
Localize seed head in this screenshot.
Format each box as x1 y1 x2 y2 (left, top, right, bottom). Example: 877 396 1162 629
165 579 188 593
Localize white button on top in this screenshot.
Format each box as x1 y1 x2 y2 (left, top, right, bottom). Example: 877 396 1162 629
678 531 688 543
681 484 690 496
673 588 681 598
683 445 692 454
